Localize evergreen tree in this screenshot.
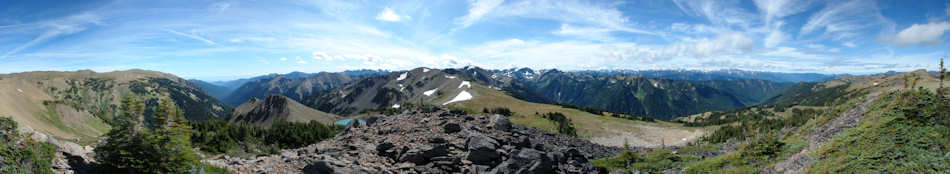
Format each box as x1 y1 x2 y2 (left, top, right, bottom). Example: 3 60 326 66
96 95 199 174
96 95 148 172
940 57 945 95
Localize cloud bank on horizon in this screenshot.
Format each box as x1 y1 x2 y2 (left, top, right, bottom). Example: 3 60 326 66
0 0 949 80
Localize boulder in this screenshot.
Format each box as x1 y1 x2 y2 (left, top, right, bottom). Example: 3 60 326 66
443 123 462 133
466 134 501 165
490 115 511 132
302 161 334 174
399 145 449 165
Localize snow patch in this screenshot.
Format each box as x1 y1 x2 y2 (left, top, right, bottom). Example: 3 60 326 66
873 82 879 86
445 75 457 79
652 82 659 88
458 81 471 89
392 104 400 108
424 88 438 96
491 74 497 79
16 89 23 93
423 68 430 72
442 90 473 105
397 72 408 81
398 84 405 91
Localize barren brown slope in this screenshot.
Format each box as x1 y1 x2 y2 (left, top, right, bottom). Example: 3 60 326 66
229 94 339 127
0 69 231 145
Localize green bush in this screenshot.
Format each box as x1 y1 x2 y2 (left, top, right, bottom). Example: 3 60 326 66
0 117 56 174
482 107 514 116
541 112 577 136
190 120 341 156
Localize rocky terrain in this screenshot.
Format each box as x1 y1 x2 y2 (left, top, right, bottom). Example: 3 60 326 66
208 108 626 173
13 124 96 174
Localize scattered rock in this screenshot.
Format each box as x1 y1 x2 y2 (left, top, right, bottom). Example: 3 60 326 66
443 122 462 133
209 108 622 173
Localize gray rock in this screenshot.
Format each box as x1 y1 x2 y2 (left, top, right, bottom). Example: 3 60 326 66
466 134 501 165
490 115 511 132
399 145 449 165
302 161 334 174
443 122 462 133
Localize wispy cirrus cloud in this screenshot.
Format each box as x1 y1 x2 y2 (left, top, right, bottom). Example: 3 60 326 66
1 12 102 59
164 29 217 45
800 0 893 40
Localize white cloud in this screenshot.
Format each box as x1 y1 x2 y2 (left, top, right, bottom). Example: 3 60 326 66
1 12 102 58
552 24 613 41
456 0 652 35
888 22 950 46
753 0 814 25
455 0 505 28
165 29 217 45
763 21 788 48
280 57 287 61
946 3 950 16
459 33 755 69
800 0 891 40
673 0 755 28
295 57 308 64
312 51 334 61
842 41 857 48
375 7 404 22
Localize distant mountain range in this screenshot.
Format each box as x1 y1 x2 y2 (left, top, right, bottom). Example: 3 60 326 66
190 70 389 107
189 67 830 119
571 69 835 83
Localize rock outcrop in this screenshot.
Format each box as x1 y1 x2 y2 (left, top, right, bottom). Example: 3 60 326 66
15 125 96 174
209 108 623 173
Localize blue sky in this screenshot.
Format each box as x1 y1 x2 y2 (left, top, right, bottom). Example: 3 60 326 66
1 0 950 81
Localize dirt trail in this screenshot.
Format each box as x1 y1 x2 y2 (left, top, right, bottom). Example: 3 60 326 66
768 94 880 174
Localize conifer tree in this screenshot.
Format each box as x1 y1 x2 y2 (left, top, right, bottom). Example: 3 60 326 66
940 57 945 95
96 95 199 174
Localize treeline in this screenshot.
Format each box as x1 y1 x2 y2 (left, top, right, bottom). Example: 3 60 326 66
190 120 342 155
0 117 56 173
557 103 657 122
555 103 605 116
540 112 578 137
681 107 774 127
610 113 655 122
700 108 821 144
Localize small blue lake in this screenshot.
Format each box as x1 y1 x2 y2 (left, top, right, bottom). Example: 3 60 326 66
334 118 366 126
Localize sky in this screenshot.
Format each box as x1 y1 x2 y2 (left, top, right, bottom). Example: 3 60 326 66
1 0 950 81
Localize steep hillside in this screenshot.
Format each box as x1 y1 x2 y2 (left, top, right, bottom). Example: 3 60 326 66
508 70 791 119
229 95 338 127
0 69 231 144
223 71 383 106
306 68 707 147
599 69 949 173
189 79 234 101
